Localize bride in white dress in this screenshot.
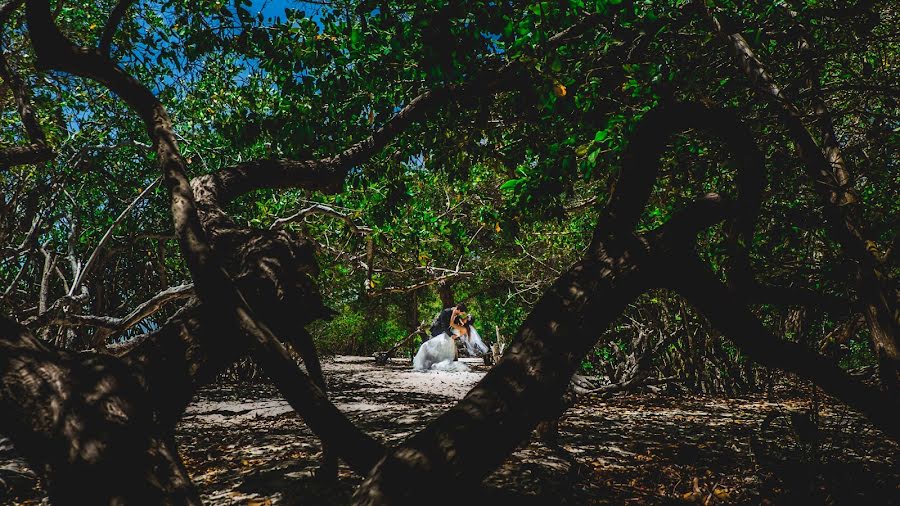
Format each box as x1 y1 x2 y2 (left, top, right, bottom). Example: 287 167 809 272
412 311 488 372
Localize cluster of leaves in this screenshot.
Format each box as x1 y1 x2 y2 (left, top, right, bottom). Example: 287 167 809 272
1 0 897 387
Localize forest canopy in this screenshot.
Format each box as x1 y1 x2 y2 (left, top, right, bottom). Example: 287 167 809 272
0 0 898 504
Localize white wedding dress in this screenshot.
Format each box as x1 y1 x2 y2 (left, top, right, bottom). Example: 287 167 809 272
412 325 489 372
461 325 489 356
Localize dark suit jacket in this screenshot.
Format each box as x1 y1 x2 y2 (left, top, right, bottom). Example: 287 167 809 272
430 307 455 337
429 308 474 337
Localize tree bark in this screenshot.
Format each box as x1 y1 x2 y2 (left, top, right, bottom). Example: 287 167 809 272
351 102 899 505
699 2 899 390
17 0 384 492
0 316 201 505
4 2 897 502
0 22 54 169
436 281 455 308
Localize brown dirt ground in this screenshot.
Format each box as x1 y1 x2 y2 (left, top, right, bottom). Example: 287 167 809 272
1 356 897 505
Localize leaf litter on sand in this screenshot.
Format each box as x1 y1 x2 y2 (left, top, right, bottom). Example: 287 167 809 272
1 356 897 504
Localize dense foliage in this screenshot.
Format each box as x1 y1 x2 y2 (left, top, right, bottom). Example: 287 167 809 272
2 0 898 392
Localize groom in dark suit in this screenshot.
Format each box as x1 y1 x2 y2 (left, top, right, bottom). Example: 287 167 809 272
429 302 469 338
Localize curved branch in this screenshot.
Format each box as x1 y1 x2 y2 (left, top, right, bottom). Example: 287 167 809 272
192 71 518 207
668 253 898 439
98 0 135 56
603 101 764 235
0 29 54 170
25 0 384 478
270 203 372 235
35 283 194 344
70 177 161 295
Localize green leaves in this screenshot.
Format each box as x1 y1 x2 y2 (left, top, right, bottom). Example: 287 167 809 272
4 0 895 382
499 178 525 191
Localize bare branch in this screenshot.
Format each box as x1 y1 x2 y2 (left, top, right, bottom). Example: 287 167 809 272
21 290 88 328
0 252 31 301
1 211 43 260
38 247 55 313
43 283 195 347
577 376 679 397
69 176 161 295
564 195 598 212
367 270 474 297
270 203 371 234
819 314 867 352
373 321 429 364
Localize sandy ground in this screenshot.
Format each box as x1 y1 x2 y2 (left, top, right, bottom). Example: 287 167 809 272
2 356 898 505
184 356 487 426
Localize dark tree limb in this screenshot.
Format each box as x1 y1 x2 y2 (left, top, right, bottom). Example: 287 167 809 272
667 253 898 438
22 0 384 486
0 17 54 169
698 2 900 389
0 143 54 168
190 67 522 209
0 315 202 505
98 0 136 56
351 100 896 505
282 327 338 478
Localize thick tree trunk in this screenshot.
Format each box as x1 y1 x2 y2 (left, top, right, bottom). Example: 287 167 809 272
436 280 454 308
352 226 656 505
350 102 900 505
0 316 200 505
5 2 897 502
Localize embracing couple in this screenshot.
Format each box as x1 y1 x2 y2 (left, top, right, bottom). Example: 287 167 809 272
412 302 489 372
